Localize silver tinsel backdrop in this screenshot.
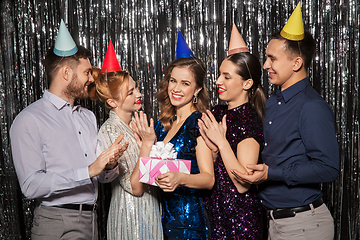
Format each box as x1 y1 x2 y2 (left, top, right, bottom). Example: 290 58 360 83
0 0 358 239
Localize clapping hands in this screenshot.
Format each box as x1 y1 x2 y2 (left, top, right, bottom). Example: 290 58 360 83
89 134 129 178
198 110 227 153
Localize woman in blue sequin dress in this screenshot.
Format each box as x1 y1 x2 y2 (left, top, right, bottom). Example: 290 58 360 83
153 57 214 239
198 53 267 239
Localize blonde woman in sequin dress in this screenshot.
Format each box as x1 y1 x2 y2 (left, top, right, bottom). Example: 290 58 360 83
88 67 163 240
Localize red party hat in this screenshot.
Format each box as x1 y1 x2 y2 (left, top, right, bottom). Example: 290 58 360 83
101 40 122 73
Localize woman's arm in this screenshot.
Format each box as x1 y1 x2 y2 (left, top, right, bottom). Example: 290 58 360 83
155 135 215 191
198 110 260 193
218 138 260 193
130 111 156 196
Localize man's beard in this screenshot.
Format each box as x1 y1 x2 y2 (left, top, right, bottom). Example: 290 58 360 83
63 73 89 101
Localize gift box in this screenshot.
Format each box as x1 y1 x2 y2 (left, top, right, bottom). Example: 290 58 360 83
138 142 191 186
139 157 191 186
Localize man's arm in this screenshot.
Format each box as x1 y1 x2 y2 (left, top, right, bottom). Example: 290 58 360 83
97 141 120 183
10 112 92 199
264 99 339 185
10 111 126 199
275 99 339 185
232 99 339 186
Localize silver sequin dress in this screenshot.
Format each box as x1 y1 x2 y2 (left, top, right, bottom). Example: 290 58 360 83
98 111 163 240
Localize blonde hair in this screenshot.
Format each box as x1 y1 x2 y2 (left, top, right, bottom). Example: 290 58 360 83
88 67 129 113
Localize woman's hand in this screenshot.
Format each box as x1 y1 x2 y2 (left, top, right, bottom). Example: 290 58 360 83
198 121 219 154
130 111 156 148
155 171 183 192
198 110 227 148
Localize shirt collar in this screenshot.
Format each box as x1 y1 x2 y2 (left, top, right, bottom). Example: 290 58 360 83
277 77 310 103
43 90 81 112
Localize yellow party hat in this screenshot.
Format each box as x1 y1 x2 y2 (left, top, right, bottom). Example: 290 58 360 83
280 2 304 41
228 23 249 55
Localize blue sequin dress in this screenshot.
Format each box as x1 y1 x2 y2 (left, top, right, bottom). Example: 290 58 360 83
204 103 265 239
155 111 210 240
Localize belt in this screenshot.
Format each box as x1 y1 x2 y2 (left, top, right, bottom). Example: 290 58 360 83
54 203 97 211
268 198 323 220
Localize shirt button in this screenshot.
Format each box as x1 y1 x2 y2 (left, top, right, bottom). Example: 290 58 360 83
265 143 267 146
269 121 272 124
85 153 88 157
278 102 281 105
78 131 81 134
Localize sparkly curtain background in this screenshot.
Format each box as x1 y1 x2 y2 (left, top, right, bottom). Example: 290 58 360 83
0 0 358 239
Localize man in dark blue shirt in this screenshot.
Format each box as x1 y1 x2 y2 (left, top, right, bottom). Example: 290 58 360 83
231 3 339 239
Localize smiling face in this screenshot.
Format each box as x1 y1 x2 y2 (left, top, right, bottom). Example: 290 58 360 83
167 66 200 110
63 58 94 100
263 39 298 90
114 76 142 112
216 58 249 107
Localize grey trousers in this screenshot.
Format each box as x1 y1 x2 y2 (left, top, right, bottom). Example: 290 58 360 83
268 203 334 240
31 204 98 240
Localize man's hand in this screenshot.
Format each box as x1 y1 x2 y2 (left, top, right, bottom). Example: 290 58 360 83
230 164 269 185
88 135 128 178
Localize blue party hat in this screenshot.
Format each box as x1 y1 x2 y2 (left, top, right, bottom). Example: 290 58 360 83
175 29 195 59
53 19 78 57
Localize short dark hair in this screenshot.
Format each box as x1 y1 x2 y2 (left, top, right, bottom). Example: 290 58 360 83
270 30 316 69
43 45 92 86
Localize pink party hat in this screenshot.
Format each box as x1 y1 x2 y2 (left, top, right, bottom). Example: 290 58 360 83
228 23 249 55
101 40 122 73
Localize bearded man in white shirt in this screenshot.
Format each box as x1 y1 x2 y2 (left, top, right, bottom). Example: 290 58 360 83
10 42 128 240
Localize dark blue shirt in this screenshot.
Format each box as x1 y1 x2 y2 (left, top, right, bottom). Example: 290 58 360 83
259 78 339 210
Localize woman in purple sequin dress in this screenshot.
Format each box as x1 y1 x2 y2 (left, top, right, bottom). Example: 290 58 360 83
198 52 267 239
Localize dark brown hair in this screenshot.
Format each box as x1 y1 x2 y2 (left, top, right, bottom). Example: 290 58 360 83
226 53 266 122
156 57 210 130
43 45 92 86
88 67 129 113
270 30 316 69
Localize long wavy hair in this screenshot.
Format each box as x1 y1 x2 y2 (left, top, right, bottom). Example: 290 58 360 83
156 57 210 130
88 67 129 113
226 53 266 122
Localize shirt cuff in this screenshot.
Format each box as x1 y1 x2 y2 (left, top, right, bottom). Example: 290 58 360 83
76 166 92 184
99 165 119 183
268 167 284 182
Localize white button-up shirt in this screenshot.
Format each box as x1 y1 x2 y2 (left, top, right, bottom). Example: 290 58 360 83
10 90 118 206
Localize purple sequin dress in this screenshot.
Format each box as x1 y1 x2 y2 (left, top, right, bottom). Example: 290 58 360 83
204 103 265 239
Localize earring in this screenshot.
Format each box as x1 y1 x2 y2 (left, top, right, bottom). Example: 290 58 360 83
193 94 198 104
